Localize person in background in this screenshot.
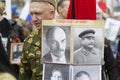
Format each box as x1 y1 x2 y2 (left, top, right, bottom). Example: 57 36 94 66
102 38 120 80
0 1 19 79
19 0 56 80
0 1 11 37
0 33 16 80
11 4 19 17
56 0 70 19
115 31 120 76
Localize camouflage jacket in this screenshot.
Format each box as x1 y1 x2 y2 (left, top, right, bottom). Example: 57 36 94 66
19 29 42 80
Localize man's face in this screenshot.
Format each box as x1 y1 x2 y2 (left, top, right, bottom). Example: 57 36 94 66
59 1 70 19
76 74 90 80
30 2 54 29
47 28 66 57
51 71 63 80
81 34 95 50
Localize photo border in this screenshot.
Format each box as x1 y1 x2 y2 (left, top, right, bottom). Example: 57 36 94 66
10 43 23 64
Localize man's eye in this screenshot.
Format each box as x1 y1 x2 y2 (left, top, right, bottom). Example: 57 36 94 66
51 41 59 46
35 12 40 15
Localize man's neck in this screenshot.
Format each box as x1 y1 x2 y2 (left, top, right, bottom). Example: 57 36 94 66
50 52 66 63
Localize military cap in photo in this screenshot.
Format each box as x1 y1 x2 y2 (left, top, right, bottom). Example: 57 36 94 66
31 0 56 8
0 1 5 14
79 29 95 38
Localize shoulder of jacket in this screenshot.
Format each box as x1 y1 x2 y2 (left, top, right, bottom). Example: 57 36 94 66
24 29 40 42
74 48 82 55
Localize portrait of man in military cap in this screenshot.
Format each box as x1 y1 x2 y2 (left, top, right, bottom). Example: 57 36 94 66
74 28 103 64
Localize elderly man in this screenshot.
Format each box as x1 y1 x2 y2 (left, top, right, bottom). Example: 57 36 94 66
56 0 70 19
19 0 55 80
74 29 101 64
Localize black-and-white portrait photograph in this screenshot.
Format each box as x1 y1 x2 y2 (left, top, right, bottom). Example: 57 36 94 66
43 63 70 80
72 65 101 80
10 43 23 64
105 18 120 41
42 25 71 64
74 28 103 64
113 0 120 16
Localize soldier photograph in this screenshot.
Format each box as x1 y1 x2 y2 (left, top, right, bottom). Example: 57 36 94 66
74 28 103 64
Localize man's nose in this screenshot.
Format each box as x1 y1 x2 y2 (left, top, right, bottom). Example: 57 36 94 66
90 39 94 43
59 42 65 50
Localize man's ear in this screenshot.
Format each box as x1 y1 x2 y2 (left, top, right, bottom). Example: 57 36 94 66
58 6 62 14
49 10 55 19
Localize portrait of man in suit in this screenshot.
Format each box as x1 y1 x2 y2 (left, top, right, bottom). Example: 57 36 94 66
74 29 102 64
42 26 70 64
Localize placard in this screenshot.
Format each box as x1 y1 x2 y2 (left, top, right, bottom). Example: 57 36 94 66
43 63 101 80
41 20 105 65
105 18 120 41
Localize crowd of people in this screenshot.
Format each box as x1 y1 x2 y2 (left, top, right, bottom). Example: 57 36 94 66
0 0 120 80
0 0 32 79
